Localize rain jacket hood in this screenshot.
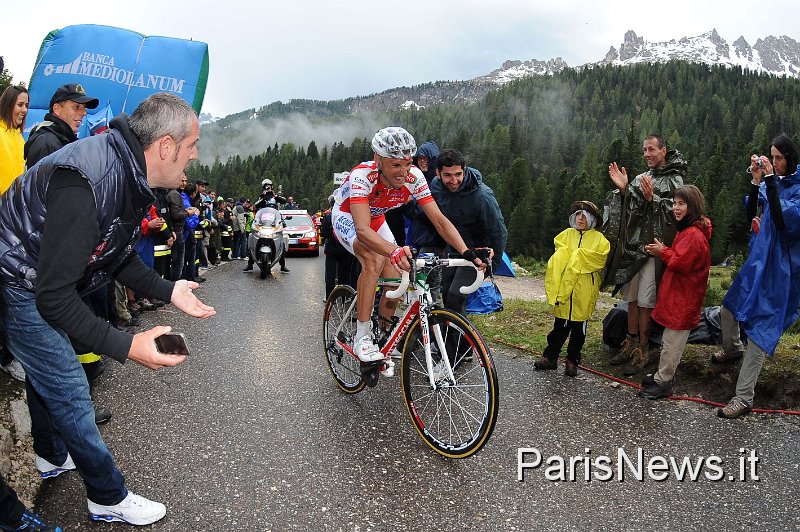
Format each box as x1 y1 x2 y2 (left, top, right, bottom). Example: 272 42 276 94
415 141 440 181
545 227 610 322
723 166 800 355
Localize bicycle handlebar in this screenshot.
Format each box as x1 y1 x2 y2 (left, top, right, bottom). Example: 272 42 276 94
385 258 486 299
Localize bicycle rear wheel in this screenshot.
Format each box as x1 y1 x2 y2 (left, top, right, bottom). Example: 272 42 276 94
323 285 365 393
400 309 499 458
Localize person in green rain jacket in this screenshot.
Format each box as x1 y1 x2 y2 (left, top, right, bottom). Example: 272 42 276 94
536 201 610 377
601 135 687 375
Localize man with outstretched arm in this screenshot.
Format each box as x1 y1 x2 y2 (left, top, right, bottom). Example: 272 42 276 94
0 93 215 526
602 134 686 376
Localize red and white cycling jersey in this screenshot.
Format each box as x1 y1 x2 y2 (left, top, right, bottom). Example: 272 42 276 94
333 161 433 228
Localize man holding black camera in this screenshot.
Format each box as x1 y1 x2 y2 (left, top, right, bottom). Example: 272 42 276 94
254 178 286 210
0 93 215 525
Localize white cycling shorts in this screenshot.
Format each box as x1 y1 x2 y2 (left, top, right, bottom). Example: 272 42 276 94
331 204 396 256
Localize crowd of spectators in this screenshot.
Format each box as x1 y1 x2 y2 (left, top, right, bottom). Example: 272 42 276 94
0 78 798 528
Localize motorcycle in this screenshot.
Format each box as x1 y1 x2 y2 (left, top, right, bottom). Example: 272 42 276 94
247 207 288 279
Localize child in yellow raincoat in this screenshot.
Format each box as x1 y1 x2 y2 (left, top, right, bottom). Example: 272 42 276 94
535 201 610 377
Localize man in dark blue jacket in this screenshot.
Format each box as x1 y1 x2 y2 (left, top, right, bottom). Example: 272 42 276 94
431 148 507 314
0 93 215 525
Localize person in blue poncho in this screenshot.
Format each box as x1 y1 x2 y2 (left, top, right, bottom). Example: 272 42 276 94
718 134 800 419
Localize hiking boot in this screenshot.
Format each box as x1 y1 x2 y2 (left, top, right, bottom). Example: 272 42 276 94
717 397 752 419
610 337 637 366
126 300 142 315
564 359 578 378
0 359 25 382
36 454 76 479
112 323 136 334
622 347 651 376
136 298 158 312
0 509 62 531
533 357 557 370
354 336 384 363
88 492 166 525
710 350 744 364
638 380 673 400
642 373 655 387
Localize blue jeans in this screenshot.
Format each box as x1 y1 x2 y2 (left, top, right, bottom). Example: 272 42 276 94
0 286 127 505
233 232 247 259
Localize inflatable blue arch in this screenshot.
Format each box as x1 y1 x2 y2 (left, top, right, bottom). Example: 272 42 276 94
25 24 209 138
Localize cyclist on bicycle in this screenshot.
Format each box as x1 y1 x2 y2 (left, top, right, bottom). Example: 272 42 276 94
331 127 486 376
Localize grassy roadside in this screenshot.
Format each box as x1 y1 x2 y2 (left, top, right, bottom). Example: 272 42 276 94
470 268 800 411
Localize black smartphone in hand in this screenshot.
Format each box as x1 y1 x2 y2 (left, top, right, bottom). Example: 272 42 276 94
154 333 190 356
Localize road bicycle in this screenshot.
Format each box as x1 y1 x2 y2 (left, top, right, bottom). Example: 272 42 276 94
323 254 499 458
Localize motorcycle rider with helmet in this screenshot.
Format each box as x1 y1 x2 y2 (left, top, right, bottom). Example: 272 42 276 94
254 178 287 210
243 197 290 273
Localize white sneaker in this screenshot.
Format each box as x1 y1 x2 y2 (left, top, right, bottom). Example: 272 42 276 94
380 359 395 378
354 336 384 363
88 491 166 525
1 359 25 381
36 453 76 478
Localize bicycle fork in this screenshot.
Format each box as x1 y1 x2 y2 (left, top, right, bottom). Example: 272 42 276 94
419 306 455 388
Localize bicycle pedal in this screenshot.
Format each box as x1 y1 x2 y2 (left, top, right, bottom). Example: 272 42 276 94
363 367 380 388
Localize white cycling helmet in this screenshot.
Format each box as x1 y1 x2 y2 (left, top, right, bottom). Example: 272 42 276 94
261 178 273 188
371 127 417 159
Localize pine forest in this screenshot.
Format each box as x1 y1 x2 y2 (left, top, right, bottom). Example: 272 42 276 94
187 61 800 264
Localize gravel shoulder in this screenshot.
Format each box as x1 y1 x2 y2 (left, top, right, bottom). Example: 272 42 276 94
493 274 546 302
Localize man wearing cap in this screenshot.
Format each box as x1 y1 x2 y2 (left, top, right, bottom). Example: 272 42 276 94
24 83 99 167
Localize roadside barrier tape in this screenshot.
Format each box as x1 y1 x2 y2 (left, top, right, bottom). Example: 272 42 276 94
493 337 800 416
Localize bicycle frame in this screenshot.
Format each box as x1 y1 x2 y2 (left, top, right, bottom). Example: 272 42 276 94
331 257 483 388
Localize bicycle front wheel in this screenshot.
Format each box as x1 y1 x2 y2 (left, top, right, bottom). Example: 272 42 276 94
400 309 499 458
323 285 365 393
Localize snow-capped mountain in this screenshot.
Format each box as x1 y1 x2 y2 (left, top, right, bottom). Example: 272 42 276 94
481 29 800 84
477 57 570 84
597 29 800 77
198 112 221 126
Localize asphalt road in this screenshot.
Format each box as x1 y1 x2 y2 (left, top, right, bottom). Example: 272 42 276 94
36 255 800 531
